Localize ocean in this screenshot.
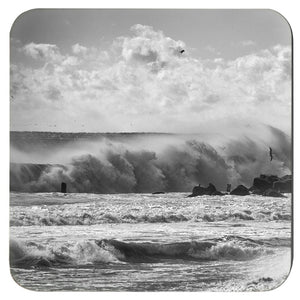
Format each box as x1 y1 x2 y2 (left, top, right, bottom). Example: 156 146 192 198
10 192 291 291
9 131 292 291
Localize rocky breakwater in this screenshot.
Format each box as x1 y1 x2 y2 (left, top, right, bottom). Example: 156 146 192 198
189 174 292 198
188 183 225 197
230 185 250 196
249 174 292 197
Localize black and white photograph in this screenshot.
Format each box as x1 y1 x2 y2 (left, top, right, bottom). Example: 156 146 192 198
9 9 292 291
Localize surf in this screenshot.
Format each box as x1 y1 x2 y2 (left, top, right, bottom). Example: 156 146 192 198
10 125 291 194
10 235 280 269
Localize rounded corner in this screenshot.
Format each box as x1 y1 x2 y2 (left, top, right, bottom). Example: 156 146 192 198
9 267 37 292
10 8 41 37
262 257 293 292
266 9 293 41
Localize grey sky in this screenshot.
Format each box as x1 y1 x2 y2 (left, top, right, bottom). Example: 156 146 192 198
11 9 291 61
10 9 292 133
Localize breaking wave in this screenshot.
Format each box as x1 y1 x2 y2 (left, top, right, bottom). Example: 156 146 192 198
10 235 276 268
10 125 291 193
94 236 274 263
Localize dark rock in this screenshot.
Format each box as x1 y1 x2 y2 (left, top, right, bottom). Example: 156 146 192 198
252 177 272 191
250 174 292 194
206 183 217 194
260 174 280 183
263 188 286 198
192 184 213 196
250 174 280 193
273 176 292 193
190 183 219 197
230 185 250 196
61 182 67 193
250 188 263 195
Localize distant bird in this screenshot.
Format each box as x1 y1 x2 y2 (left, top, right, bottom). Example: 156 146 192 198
269 147 273 161
180 49 185 54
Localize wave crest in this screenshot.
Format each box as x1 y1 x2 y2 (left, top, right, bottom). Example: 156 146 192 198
10 236 273 269
10 128 291 193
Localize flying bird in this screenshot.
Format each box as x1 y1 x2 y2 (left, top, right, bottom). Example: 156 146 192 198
269 147 273 161
180 49 185 54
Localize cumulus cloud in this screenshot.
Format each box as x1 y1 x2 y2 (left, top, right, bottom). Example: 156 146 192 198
120 24 185 69
22 43 62 61
11 25 291 134
72 43 88 55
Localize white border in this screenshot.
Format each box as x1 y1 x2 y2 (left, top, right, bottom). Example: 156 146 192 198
1 1 298 299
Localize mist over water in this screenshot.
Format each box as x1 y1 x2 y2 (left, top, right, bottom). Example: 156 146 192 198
10 123 291 193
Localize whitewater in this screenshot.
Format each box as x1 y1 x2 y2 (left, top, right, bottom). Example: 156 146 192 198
10 192 291 291
9 130 292 291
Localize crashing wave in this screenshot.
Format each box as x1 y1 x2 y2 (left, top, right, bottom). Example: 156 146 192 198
10 127 291 193
10 235 275 269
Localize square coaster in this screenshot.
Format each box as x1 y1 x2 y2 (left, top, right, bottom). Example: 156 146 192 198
10 9 292 292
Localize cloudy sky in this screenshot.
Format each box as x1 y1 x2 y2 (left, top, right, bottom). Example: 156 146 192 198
10 9 292 133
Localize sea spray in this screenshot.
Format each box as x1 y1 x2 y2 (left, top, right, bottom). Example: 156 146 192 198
10 126 291 193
